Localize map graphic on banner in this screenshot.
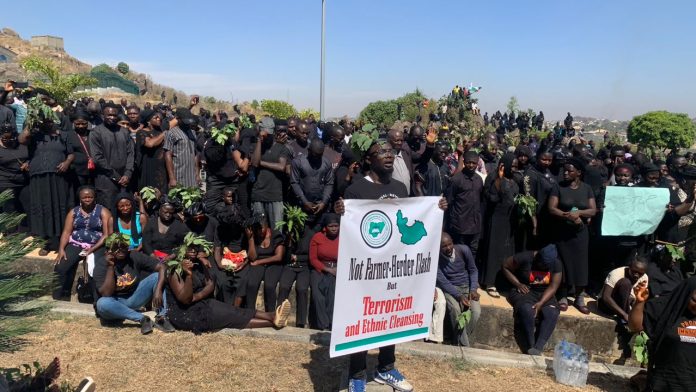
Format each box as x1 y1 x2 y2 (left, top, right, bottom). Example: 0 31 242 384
601 186 669 236
329 197 443 357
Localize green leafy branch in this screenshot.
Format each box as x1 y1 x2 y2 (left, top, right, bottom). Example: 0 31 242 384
633 331 649 367
166 233 213 276
514 194 538 220
25 97 59 130
275 204 308 244
20 55 97 105
349 124 379 160
139 186 157 204
168 185 202 209
665 244 685 264
104 233 129 252
210 122 239 145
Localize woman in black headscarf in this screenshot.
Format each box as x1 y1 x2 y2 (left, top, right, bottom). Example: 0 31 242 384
480 153 519 297
629 277 696 391
66 110 94 198
135 109 167 192
548 157 596 314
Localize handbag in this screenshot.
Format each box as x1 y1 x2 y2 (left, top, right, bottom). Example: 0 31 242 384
76 257 95 304
76 135 95 171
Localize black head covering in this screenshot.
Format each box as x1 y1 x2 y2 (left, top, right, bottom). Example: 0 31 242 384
70 110 90 122
321 213 341 227
641 163 660 176
140 109 158 125
566 156 586 172
113 192 141 245
679 165 696 180
500 152 515 179
515 145 532 158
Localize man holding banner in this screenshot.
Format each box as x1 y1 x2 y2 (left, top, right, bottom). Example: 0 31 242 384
334 137 447 392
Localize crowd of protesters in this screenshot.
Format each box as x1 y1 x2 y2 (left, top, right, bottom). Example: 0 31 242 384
1 80 695 392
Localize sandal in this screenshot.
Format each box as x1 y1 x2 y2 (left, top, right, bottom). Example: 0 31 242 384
274 299 291 328
486 287 500 298
558 298 569 312
574 297 590 315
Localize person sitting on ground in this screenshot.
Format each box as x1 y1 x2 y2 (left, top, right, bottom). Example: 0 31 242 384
107 192 147 251
212 189 250 305
309 213 340 331
599 257 649 322
501 244 562 355
93 234 174 334
166 243 291 333
141 195 188 260
53 186 111 301
628 278 696 392
648 246 685 298
436 232 480 346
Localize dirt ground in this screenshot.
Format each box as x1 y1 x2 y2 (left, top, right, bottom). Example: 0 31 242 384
0 315 631 392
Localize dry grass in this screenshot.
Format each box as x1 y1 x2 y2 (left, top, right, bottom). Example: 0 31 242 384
0 316 630 391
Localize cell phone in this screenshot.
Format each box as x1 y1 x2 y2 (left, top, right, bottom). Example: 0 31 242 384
79 250 88 257
12 81 29 88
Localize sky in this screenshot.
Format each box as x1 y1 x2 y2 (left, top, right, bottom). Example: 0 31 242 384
3 0 696 120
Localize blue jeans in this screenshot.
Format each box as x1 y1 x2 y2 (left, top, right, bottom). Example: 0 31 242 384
95 273 167 322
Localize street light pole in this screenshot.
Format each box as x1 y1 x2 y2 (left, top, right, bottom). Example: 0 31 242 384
320 0 326 121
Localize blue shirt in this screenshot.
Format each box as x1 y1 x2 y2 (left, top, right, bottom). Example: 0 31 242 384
436 244 479 297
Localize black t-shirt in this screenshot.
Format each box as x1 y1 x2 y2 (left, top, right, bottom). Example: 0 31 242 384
186 216 218 243
252 143 291 202
344 176 408 200
215 220 246 253
254 230 285 260
93 253 159 296
513 251 562 292
550 181 594 212
204 140 242 180
0 145 29 188
651 315 696 392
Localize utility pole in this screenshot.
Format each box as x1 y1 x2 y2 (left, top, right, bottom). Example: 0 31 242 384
320 0 326 121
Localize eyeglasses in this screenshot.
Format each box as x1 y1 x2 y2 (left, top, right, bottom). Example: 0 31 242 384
372 148 396 157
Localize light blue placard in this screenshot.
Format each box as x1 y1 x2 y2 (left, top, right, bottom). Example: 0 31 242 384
601 186 669 236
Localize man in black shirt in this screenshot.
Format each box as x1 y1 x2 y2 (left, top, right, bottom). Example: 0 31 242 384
335 138 446 392
251 117 291 228
447 151 484 258
89 104 134 209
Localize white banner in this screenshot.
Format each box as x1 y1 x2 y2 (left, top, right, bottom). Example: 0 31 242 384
329 197 443 357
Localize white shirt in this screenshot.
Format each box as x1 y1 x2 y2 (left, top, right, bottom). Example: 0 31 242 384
392 151 411 193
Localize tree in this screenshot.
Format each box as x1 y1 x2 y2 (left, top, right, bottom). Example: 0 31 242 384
507 96 519 114
358 100 398 127
260 99 297 119
298 108 319 120
627 111 696 151
251 99 260 110
202 96 217 105
0 190 50 351
116 62 129 75
20 55 97 105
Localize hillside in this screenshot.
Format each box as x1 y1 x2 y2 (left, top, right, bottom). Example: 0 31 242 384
0 27 224 111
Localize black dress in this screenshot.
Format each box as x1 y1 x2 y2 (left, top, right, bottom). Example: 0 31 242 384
136 129 168 192
0 144 29 219
141 218 189 256
481 175 519 287
167 264 255 334
27 131 73 246
550 182 594 287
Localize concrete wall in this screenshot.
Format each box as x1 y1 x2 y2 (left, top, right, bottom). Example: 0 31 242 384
31 35 64 51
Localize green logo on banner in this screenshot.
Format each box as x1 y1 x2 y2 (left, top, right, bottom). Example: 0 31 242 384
360 210 392 248
396 209 427 245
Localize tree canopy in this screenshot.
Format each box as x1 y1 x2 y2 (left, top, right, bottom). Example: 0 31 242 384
260 99 297 119
627 111 696 151
116 62 129 75
20 55 97 105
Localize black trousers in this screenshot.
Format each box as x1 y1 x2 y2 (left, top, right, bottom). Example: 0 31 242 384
451 232 480 260
278 264 310 326
52 244 104 300
349 345 395 379
213 266 248 305
309 270 335 330
245 263 284 311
